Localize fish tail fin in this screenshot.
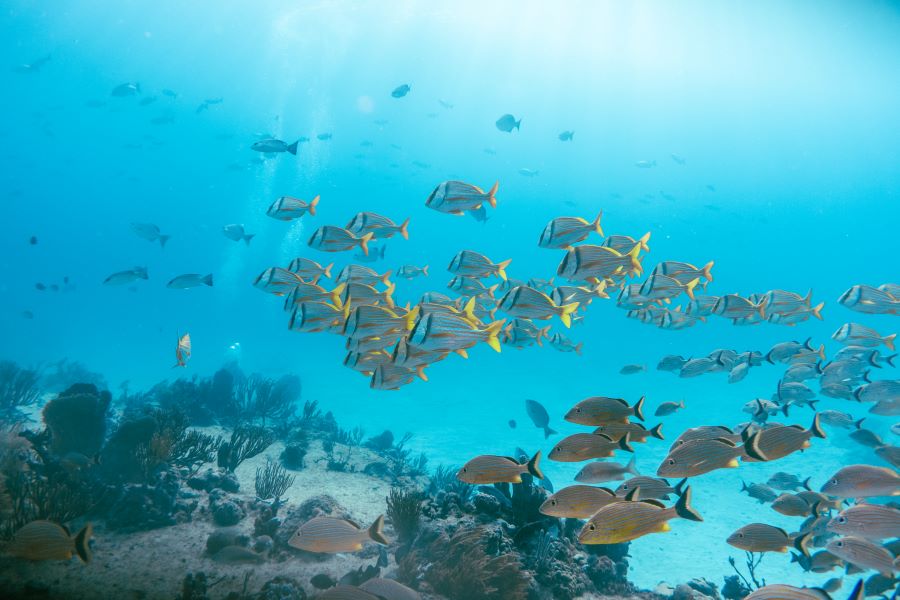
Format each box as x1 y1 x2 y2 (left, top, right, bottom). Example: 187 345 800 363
575 342 583 356
885 333 896 351
286 140 299 155
368 515 389 545
383 283 396 309
679 400 686 408
330 283 346 307
810 413 826 439
403 306 420 331
486 181 499 208
527 450 544 479
674 486 703 522
886 354 897 368
74 523 93 563
359 232 374 256
484 319 506 353
649 423 664 440
308 195 319 216
422 265 429 277
757 296 768 318
514 119 521 130
487 283 499 299
379 270 392 286
559 302 579 328
633 396 645 421
811 302 824 320
399 217 410 240
537 325 551 347
416 365 428 382
793 531 811 557
802 476 812 491
684 278 700 300
379 245 386 259
203 274 214 286
674 478 687 496
625 455 640 476
496 259 512 281
454 348 468 359
743 431 768 461
701 261 714 282
638 231 651 252
619 432 634 453
158 234 171 248
592 211 604 237
847 580 864 600
853 417 866 430
243 234 255 246
627 243 642 276
542 426 556 439
323 262 333 279
462 297 477 323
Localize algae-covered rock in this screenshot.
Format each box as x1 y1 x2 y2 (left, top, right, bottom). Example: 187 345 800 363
257 576 307 600
209 489 245 526
42 383 110 457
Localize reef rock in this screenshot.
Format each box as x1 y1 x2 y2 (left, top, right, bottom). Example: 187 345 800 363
209 489 246 526
187 468 240 493
107 469 195 532
206 528 249 555
42 383 111 457
257 576 307 600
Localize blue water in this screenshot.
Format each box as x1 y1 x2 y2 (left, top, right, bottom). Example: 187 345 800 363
3 0 900 591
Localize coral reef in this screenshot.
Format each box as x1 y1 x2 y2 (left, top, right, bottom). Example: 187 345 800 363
209 488 246 526
106 468 196 532
0 361 42 422
385 487 422 543
41 383 110 457
218 425 275 472
255 457 296 506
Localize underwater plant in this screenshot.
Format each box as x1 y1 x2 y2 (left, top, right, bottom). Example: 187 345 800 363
728 551 767 590
218 425 275 472
0 360 42 422
254 456 295 506
299 398 321 424
385 487 422 543
429 464 473 502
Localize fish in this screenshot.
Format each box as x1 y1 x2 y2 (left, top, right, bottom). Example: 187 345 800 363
743 415 826 462
657 355 689 373
742 482 779 503
283 281 343 311
131 223 171 247
574 457 640 483
678 357 720 378
457 451 543 484
254 267 307 295
635 160 656 168
821 465 900 498
288 515 388 553
619 364 646 375
395 265 429 279
558 130 574 141
111 82 140 96
318 585 383 600
827 504 900 541
391 84 411 98
317 133 332 141
551 283 609 309
602 233 652 254
826 537 897 577
833 323 896 350
616 476 685 500
308 226 374 255
548 332 583 355
343 304 416 339
744 582 856 600
713 294 767 319
251 138 300 155
346 212 410 240
518 168 539 177
767 472 811 491
426 181 498 215
850 428 885 449
408 312 505 353
8 520 93 563
339 282 395 309
578 486 702 544
524 399 556 438
564 396 645 425
289 301 350 334
174 333 191 367
557 244 643 282
447 276 497 298
549 432 633 462
267 195 320 221
669 425 743 450
498 286 579 327
103 266 148 285
593 422 663 444
658 436 765 477
839 284 900 315
495 114 521 132
166 274 214 289
448 250 511 280
727 523 809 554
875 445 900 468
771 493 817 517
222 224 255 245
211 545 264 564
358 578 421 600
655 400 685 417
539 485 621 518
336 265 391 287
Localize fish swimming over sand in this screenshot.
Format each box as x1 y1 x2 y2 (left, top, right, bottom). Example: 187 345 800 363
727 523 810 554
539 484 621 518
658 436 765 477
574 457 639 483
565 396 645 425
821 465 900 498
826 536 897 577
524 399 556 438
827 504 900 541
8 520 93 563
549 432 633 462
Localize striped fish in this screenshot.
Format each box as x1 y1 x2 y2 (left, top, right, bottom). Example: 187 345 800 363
370 363 426 390
557 244 642 282
346 333 401 353
335 265 391 286
832 322 896 350
658 437 765 478
447 250 511 280
669 425 742 451
254 267 307 296
593 422 663 444
771 493 816 517
407 312 505 353
548 432 633 462
289 301 349 334
308 225 374 255
340 282 395 309
727 523 809 554
173 333 191 368
574 457 639 483
503 318 550 349
498 285 579 328
601 232 651 254
288 515 388 553
318 585 383 600
456 451 543 484
743 414 826 462
639 273 700 301
745 581 861 600
578 486 702 544
343 305 417 339
827 504 900 541
266 194 319 221
538 212 604 249
764 289 813 313
343 350 393 376
615 476 684 501
713 293 767 319
652 260 714 286
839 284 900 316
826 536 897 577
392 337 459 368
539 484 621 518
8 520 93 563
552 283 609 309
447 275 497 297
564 396 645 426
287 257 331 280
283 281 344 311
358 578 421 600
346 212 410 240
425 180 498 215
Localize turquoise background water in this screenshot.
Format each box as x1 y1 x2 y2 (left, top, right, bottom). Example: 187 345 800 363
3 0 900 589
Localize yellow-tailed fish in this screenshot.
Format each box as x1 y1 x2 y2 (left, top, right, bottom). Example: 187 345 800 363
308 225 374 255
601 232 651 254
266 194 319 221
564 396 645 425
340 282 395 308
727 523 810 555
539 484 621 518
288 515 388 553
370 363 427 390
551 283 609 309
173 332 191 367
658 436 765 477
538 212 604 249
343 349 393 376
289 301 350 334
283 281 344 311
557 243 642 282
343 305 418 339
8 520 93 563
578 486 702 544
447 250 511 280
287 257 331 280
408 312 505 353
335 264 392 286
615 476 686 500
254 267 306 296
549 432 633 462
425 180 498 215
346 212 410 240
498 285 579 328
593 422 663 444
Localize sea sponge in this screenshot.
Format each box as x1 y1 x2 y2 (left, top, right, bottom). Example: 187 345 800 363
42 384 110 457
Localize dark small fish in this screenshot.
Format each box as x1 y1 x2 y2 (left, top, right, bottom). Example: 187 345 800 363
740 482 778 503
21 310 34 320
310 573 337 589
29 236 37 245
508 419 516 429
251 138 299 155
525 399 557 438
391 84 411 98
495 113 521 132
35 283 46 291
111 82 140 97
317 133 333 141
655 400 685 417
620 364 646 375
558 131 574 141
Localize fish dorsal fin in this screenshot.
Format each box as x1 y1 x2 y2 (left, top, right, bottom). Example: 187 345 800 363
345 519 362 530
502 456 521 464
713 437 737 447
595 433 614 442
597 487 616 496
716 425 735 433
60 523 72 537
632 423 648 431
612 398 629 406
640 499 666 508
787 424 805 430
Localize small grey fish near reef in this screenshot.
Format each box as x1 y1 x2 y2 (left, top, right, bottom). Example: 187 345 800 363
496 113 521 132
525 399 557 438
251 138 299 155
391 84 410 98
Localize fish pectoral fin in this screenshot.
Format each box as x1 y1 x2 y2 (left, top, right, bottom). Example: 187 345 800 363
726 458 739 468
659 522 671 532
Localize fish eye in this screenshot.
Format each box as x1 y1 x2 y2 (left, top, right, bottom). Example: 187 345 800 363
589 524 595 531
462 467 467 472
668 459 675 465
555 447 561 453
551 500 557 506
838 516 846 523
738 533 744 538
835 541 843 547
830 479 838 485
576 408 581 413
